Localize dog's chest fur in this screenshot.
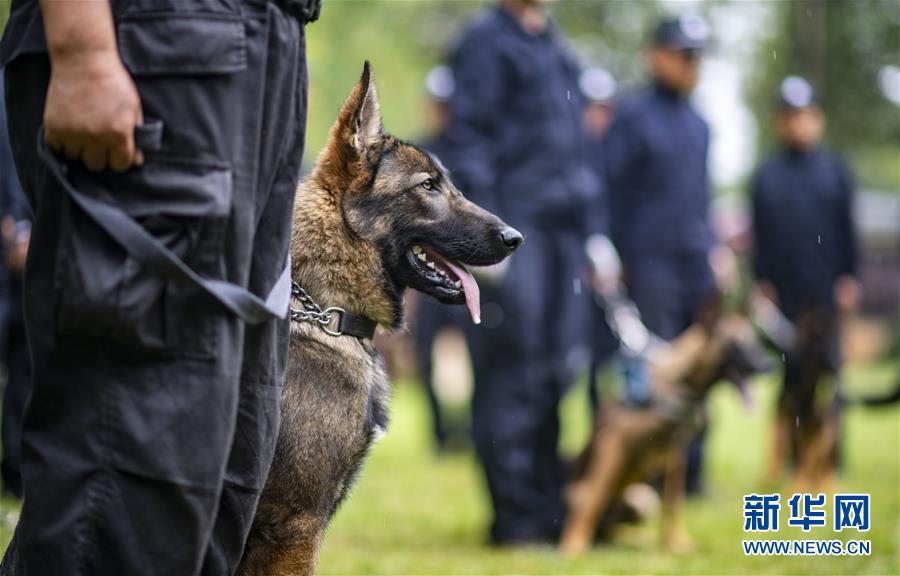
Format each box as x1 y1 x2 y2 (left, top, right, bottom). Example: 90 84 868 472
246 326 389 553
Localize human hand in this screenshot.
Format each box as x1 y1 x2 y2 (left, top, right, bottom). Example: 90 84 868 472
44 49 144 172
1 216 29 274
834 275 861 314
753 281 778 306
709 244 739 293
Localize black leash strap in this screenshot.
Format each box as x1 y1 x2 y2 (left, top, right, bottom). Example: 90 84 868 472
38 124 291 325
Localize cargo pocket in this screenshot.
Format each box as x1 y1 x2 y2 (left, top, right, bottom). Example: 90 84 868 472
115 10 247 77
53 157 233 356
50 7 251 355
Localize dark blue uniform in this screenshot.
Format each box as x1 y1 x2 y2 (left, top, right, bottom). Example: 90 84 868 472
0 70 32 502
753 146 858 466
0 1 316 574
604 82 715 341
752 148 858 319
444 7 598 544
603 82 715 494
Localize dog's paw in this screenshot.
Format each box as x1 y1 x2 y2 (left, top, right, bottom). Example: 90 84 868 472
664 532 694 555
559 531 591 557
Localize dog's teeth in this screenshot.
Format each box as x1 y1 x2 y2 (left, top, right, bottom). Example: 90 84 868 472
412 245 422 254
417 253 427 262
427 261 435 269
454 280 462 288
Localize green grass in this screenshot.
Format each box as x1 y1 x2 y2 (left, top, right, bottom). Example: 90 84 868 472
1 362 897 574
316 362 899 575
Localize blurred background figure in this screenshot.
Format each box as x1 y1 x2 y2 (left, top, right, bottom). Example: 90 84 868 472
412 64 472 453
443 0 598 545
752 76 860 322
579 67 622 414
0 69 31 500
581 67 617 145
751 76 860 482
603 15 716 495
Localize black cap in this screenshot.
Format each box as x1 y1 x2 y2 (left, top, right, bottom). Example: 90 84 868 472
653 15 710 51
777 76 820 110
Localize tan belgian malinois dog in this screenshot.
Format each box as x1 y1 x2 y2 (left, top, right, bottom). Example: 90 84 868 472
236 63 522 575
561 305 771 556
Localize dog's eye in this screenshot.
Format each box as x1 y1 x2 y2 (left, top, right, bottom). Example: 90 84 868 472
420 178 435 191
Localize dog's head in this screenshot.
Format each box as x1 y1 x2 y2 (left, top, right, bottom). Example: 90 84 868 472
691 297 774 401
300 62 522 327
715 315 775 400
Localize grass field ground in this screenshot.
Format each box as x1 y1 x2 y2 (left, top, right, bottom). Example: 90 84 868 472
1 361 898 574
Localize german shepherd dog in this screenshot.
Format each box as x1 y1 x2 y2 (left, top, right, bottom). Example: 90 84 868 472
560 305 771 556
765 310 843 492
761 307 900 493
236 63 522 576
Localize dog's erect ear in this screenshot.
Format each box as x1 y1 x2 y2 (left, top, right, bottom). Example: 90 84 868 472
317 62 385 186
351 61 383 152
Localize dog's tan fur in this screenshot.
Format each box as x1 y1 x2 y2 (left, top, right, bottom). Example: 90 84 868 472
238 63 518 576
561 313 768 556
290 71 397 327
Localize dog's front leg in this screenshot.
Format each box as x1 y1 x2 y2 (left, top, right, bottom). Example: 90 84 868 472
237 516 326 576
765 405 790 485
560 434 623 557
662 445 692 554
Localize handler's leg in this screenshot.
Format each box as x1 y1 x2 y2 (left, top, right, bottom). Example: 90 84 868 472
4 5 285 571
201 6 307 573
471 229 563 544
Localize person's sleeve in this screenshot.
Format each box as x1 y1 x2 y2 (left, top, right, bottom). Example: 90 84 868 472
751 171 773 282
584 184 610 238
835 158 859 277
583 142 610 238
603 112 640 254
443 31 504 214
702 123 715 251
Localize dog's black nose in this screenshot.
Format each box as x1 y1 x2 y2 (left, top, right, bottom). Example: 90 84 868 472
500 227 524 252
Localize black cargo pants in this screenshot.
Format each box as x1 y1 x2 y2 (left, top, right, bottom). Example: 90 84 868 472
1 1 306 574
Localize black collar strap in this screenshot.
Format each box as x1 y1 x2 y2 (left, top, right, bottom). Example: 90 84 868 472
290 282 377 340
334 311 378 340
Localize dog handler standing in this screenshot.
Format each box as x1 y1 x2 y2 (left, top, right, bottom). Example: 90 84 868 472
752 77 860 472
603 16 717 494
445 0 600 545
0 0 318 573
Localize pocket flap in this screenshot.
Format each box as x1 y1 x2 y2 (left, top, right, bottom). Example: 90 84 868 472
117 13 246 76
73 157 233 219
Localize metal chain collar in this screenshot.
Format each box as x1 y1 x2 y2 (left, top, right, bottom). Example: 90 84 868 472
290 282 346 337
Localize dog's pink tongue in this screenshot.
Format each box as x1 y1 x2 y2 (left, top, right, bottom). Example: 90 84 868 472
443 260 481 324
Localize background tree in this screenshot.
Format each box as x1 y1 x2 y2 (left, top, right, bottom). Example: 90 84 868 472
747 0 900 191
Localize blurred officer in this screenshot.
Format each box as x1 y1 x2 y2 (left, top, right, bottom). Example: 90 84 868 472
752 76 860 322
580 67 620 412
414 65 469 452
603 15 716 494
0 0 318 573
445 0 598 544
752 76 860 428
0 69 31 501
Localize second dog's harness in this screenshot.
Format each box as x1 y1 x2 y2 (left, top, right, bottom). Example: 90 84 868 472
290 283 377 340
